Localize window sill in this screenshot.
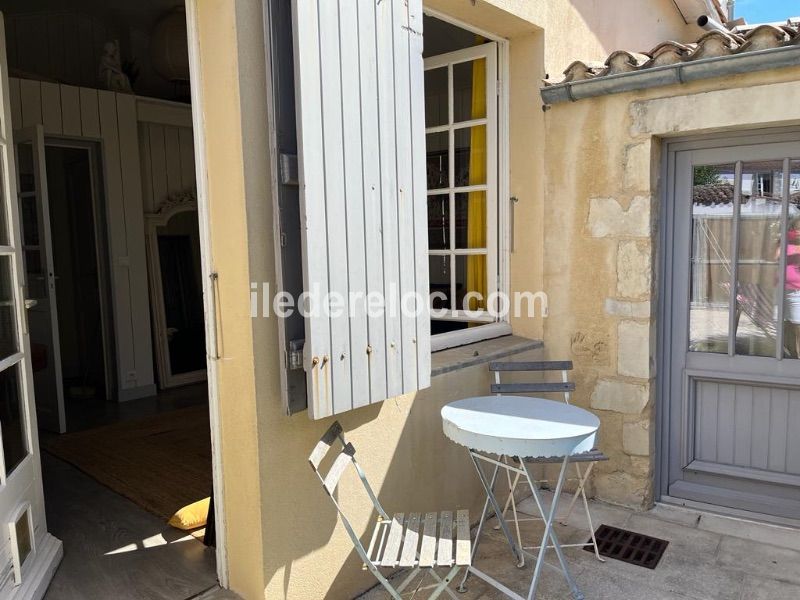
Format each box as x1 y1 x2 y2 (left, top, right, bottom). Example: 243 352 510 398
431 335 543 378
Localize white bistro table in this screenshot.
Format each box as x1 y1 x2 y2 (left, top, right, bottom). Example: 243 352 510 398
441 395 600 600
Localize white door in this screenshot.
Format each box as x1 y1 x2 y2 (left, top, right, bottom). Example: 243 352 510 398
0 13 62 598
14 126 65 434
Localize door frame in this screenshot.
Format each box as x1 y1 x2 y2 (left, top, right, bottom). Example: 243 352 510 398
657 126 800 526
0 12 64 598
40 138 116 409
185 0 228 586
14 125 66 434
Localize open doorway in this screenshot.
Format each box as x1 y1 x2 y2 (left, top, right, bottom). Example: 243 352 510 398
0 2 223 598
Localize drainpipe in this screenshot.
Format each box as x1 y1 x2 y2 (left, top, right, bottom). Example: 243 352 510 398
727 0 735 21
697 14 729 33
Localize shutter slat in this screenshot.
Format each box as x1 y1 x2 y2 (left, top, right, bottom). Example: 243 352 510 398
375 0 403 400
408 0 431 389
292 0 430 418
339 0 371 410
356 0 389 404
392 0 418 393
292 0 333 418
318 0 352 415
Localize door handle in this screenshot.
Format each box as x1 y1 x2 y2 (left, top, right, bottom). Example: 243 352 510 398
24 298 37 309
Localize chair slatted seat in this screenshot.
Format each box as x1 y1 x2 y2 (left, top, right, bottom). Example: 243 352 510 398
489 359 607 562
309 421 469 599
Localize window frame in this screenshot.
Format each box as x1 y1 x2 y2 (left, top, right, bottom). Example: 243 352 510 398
423 10 511 352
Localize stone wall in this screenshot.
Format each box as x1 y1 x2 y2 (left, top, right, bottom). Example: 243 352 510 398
541 67 800 510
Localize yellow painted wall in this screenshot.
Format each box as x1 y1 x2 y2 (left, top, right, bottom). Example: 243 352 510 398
188 0 709 598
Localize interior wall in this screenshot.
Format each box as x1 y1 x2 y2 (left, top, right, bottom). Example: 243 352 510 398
9 77 155 401
137 100 196 213
2 1 188 102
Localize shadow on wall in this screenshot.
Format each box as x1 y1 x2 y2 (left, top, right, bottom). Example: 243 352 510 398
566 0 699 60
261 368 488 600
254 346 565 600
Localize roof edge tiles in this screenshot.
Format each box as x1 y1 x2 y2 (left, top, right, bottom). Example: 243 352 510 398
541 22 800 104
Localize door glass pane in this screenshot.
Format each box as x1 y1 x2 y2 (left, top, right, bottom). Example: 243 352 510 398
14 510 32 569
0 255 18 360
0 363 28 476
689 163 735 353
453 58 486 123
429 255 451 310
427 194 449 250
454 125 486 187
454 191 486 249
426 131 449 190
16 143 35 193
20 194 39 246
424 67 448 127
783 160 800 358
456 254 487 312
0 157 7 247
734 161 783 357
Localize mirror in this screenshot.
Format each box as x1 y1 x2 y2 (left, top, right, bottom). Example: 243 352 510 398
145 199 206 388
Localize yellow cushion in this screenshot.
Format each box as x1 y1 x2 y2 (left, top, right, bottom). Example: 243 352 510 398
168 497 210 530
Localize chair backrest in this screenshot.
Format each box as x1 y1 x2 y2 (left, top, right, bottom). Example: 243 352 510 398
489 360 575 404
308 421 389 561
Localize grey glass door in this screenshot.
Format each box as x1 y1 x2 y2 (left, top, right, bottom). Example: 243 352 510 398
664 138 800 520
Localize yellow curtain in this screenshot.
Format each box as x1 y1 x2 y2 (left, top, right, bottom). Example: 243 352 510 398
466 48 487 314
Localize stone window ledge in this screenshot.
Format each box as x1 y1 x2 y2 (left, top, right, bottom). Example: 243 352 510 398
432 335 543 378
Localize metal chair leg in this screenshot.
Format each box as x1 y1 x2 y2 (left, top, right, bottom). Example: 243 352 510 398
523 456 584 600
458 458 501 592
396 567 423 593
559 462 592 524
428 566 461 600
579 477 605 562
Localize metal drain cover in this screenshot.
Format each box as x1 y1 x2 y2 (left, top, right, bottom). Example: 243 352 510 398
585 525 669 569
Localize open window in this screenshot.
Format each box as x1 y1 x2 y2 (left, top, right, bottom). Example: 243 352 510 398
269 4 509 417
422 14 509 351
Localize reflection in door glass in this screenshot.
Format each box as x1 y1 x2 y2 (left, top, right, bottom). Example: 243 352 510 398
0 364 28 476
453 58 486 122
16 143 35 193
689 164 735 353
13 509 32 571
0 160 7 246
734 161 783 357
783 160 800 358
0 255 19 360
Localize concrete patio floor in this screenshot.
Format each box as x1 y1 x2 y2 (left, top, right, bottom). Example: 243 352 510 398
359 495 800 600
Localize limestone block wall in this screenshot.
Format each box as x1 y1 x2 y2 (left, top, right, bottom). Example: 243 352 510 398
541 115 658 508
541 67 800 510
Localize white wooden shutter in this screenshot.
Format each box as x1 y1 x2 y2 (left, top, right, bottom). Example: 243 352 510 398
291 0 430 419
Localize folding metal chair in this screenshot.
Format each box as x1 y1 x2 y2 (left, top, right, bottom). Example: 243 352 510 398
489 360 608 562
309 421 471 599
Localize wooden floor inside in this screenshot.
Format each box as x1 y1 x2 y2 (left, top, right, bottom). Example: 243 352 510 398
42 439 219 599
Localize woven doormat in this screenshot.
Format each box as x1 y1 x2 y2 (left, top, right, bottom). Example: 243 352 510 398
44 405 212 521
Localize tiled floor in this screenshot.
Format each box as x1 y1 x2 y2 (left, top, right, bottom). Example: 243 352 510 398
360 495 800 600
41 453 221 600
62 382 209 432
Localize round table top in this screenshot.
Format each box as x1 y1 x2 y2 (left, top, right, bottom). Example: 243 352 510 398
441 395 600 458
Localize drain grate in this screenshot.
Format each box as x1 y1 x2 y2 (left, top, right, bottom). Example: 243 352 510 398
584 525 669 569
